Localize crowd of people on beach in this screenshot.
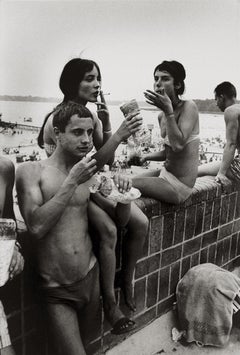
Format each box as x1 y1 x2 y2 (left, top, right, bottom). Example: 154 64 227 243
1 57 240 355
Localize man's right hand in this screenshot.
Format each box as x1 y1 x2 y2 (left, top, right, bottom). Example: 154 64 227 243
116 112 143 140
68 157 97 185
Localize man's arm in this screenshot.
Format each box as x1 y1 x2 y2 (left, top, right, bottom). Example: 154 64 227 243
16 158 97 240
217 108 238 178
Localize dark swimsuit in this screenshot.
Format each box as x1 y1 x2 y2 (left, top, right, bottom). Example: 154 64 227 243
38 261 99 310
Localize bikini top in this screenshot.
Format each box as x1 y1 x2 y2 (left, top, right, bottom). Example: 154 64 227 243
164 133 200 147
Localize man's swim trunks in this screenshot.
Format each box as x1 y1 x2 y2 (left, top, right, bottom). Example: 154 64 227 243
0 300 11 349
38 261 99 310
230 155 240 181
159 167 192 203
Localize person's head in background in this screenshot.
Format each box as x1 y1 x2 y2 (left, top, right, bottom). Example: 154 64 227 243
153 60 186 102
214 81 237 112
38 58 101 148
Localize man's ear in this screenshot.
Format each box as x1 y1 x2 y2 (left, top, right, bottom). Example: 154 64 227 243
53 127 60 140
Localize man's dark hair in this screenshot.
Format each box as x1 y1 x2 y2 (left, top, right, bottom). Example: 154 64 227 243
52 102 93 132
214 81 237 99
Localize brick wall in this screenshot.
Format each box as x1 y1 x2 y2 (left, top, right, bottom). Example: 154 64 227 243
2 176 240 355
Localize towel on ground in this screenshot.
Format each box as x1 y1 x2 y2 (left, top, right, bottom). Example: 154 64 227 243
176 263 240 347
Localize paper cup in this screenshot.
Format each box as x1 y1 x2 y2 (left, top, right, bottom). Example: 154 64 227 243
120 99 140 116
0 219 16 286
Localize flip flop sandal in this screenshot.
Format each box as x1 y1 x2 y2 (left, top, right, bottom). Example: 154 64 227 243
111 317 136 335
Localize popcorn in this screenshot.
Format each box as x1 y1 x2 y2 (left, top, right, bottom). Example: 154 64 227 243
88 174 141 204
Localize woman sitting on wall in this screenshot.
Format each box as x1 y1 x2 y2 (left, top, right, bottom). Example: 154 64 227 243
132 60 200 204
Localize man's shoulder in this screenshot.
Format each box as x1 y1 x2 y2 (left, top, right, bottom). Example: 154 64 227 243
16 161 43 180
0 156 14 174
224 104 240 119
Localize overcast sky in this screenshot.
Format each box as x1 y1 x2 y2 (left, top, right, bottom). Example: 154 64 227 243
1 0 240 101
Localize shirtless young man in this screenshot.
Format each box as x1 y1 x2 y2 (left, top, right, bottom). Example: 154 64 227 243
198 82 240 184
16 102 142 355
132 60 199 204
0 157 24 355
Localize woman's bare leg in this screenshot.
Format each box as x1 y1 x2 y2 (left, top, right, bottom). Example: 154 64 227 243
122 203 149 311
198 161 221 177
88 200 126 325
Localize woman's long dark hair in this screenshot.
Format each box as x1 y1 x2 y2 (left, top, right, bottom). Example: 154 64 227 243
38 58 101 149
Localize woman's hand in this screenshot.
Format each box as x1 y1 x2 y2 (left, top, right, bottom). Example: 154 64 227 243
116 112 143 140
144 89 173 115
9 245 24 280
95 91 110 128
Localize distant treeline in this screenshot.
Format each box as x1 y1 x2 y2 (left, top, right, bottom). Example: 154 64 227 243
1 95 239 113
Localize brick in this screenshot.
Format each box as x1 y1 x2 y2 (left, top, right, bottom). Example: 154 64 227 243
12 339 23 355
181 256 191 278
200 247 208 264
147 272 159 308
162 212 175 249
218 223 233 240
216 241 224 266
134 278 146 313
184 205 197 240
157 295 175 317
25 332 47 355
194 203 204 236
161 245 182 267
7 312 22 340
135 254 160 278
170 261 180 295
135 307 157 328
159 267 170 301
86 339 102 355
202 229 218 248
0 276 21 314
203 201 213 232
220 195 229 225
237 233 240 255
174 209 185 245
208 244 216 264
211 198 221 228
234 193 240 218
150 216 163 253
230 233 238 260
207 185 218 200
183 237 201 257
223 237 231 264
233 218 240 233
228 193 237 222
191 252 200 267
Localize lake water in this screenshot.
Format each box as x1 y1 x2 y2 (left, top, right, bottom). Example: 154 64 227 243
0 100 225 151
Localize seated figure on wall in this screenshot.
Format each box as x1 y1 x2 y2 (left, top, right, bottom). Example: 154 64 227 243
198 82 240 185
0 156 24 355
132 60 200 204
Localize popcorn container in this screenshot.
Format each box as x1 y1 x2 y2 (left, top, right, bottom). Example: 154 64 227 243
120 99 145 148
0 219 16 286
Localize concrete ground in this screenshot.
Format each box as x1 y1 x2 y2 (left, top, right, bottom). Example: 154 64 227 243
106 311 240 355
